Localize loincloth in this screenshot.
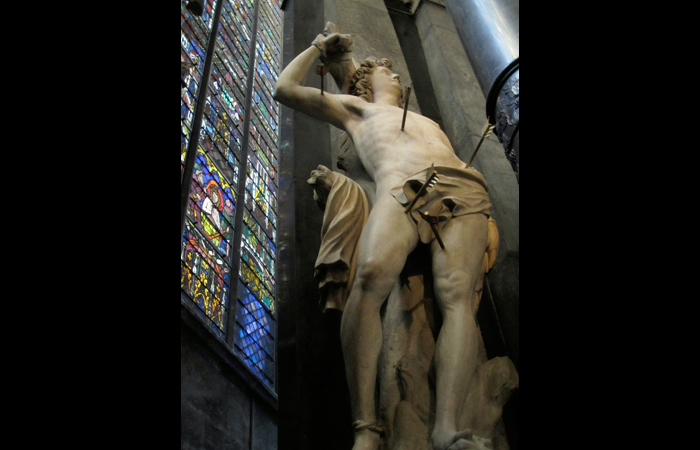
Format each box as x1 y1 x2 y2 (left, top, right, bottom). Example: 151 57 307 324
390 165 492 245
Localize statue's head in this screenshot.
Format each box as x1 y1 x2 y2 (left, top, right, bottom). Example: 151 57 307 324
350 57 403 107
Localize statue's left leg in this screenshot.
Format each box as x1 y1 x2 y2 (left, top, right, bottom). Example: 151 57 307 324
429 214 490 450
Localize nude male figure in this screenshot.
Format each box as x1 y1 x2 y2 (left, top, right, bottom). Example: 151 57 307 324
274 31 492 450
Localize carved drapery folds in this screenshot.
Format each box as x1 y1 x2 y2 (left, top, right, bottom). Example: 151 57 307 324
308 166 369 312
494 70 519 181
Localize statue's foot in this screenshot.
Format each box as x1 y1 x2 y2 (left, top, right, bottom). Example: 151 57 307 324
352 429 381 450
432 429 492 450
445 435 491 450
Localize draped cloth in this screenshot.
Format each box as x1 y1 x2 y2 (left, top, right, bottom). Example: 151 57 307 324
390 166 492 245
314 173 369 312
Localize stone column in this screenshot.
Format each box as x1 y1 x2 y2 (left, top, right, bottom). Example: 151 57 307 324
441 0 519 180
276 1 351 450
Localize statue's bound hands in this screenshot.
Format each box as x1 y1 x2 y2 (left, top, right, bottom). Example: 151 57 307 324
312 22 356 94
312 27 352 64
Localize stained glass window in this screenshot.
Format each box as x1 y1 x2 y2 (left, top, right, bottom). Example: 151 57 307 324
181 0 282 391
228 0 282 389
182 0 219 174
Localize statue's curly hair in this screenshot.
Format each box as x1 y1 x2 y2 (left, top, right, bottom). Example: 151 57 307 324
349 57 403 107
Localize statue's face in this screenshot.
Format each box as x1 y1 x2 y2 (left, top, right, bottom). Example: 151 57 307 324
371 66 401 103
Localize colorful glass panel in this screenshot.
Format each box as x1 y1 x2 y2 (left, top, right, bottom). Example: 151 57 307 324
245 151 277 225
240 244 275 312
233 281 276 387
243 209 276 275
182 0 219 175
182 141 237 331
181 221 230 336
182 0 281 392
233 0 280 390
201 95 243 184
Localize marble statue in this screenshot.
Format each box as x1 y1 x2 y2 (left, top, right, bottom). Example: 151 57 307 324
274 24 508 450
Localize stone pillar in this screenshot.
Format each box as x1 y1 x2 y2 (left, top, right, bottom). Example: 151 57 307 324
276 1 353 450
441 0 519 180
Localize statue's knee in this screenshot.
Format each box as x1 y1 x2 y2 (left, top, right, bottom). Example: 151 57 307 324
434 273 466 296
355 256 396 291
434 274 475 314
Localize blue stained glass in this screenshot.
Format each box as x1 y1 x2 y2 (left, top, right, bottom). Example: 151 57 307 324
233 288 275 385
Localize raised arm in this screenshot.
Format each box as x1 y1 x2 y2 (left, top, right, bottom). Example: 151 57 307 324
273 33 363 131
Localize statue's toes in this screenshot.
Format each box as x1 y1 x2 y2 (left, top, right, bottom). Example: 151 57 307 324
452 429 472 442
446 439 478 450
446 435 492 450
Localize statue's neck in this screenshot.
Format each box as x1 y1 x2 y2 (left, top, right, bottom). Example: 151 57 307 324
373 92 399 107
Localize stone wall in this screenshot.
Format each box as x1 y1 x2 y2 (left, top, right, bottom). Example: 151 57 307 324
181 304 278 450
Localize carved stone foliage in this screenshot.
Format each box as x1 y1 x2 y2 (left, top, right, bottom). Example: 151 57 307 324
494 70 519 181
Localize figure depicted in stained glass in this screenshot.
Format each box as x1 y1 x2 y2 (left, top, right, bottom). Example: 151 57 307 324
273 24 498 450
191 150 236 258
202 180 224 231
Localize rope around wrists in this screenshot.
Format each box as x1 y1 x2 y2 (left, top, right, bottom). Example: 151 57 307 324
312 43 351 64
352 420 384 435
312 42 328 63
326 56 352 63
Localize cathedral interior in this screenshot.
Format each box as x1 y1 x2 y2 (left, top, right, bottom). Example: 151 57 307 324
180 0 519 448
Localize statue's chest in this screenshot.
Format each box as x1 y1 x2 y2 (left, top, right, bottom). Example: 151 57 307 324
353 110 442 147
352 110 404 144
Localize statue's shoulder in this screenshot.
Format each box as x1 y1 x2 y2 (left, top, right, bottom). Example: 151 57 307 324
333 93 370 116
